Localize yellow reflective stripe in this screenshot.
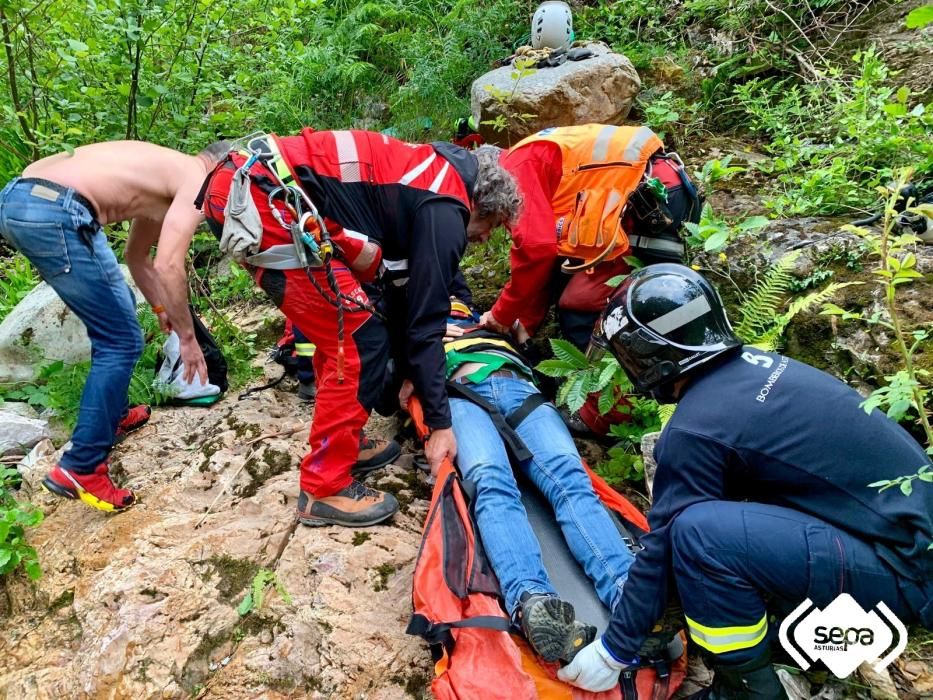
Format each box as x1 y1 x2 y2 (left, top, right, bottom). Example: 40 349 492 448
254 133 295 187
685 615 768 654
294 342 316 357
444 337 516 353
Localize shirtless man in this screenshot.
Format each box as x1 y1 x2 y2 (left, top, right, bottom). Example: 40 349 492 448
0 141 227 511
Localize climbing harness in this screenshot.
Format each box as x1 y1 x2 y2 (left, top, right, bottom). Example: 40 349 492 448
231 133 384 382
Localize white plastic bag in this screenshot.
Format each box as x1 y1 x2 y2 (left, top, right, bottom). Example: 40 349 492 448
156 332 222 400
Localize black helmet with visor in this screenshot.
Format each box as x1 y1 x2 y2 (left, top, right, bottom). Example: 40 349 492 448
591 263 741 400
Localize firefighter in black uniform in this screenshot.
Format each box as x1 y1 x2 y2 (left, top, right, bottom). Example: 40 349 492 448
558 264 932 698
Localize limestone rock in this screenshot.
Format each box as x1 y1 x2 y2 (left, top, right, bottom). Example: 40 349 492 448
0 392 431 699
0 265 144 384
471 43 641 146
0 401 39 419
13 438 57 494
0 411 51 456
776 668 811 700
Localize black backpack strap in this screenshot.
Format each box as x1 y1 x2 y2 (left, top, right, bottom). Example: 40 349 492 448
447 381 532 462
406 613 512 658
505 392 547 430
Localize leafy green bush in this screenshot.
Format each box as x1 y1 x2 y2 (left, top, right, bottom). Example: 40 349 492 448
734 49 933 216
0 255 38 323
0 466 43 580
820 173 933 449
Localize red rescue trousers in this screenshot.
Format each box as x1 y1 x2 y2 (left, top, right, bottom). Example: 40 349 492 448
256 265 389 497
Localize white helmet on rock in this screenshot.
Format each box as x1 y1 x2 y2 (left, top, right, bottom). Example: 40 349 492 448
531 1 573 51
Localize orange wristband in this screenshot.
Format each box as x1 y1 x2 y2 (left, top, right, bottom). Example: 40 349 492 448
151 304 166 314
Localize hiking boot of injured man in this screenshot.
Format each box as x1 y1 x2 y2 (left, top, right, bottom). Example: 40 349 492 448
563 619 598 663
519 593 577 662
297 480 399 528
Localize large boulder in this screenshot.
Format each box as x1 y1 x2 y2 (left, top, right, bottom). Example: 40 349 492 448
0 265 144 383
0 411 51 457
470 42 641 146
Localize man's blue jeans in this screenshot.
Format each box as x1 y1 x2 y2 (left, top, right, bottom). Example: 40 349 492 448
450 375 635 616
0 178 143 473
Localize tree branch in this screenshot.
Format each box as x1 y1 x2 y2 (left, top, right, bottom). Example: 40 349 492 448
0 6 37 159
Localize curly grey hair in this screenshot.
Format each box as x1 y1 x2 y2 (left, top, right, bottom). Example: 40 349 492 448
472 145 522 225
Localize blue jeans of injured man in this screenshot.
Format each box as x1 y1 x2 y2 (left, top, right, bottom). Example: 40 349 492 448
449 375 635 617
0 178 143 472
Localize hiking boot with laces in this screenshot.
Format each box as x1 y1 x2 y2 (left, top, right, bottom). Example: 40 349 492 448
297 480 399 527
519 593 577 662
114 404 151 444
43 462 136 512
352 434 401 479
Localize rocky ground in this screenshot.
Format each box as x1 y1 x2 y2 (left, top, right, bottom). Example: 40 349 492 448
0 345 436 699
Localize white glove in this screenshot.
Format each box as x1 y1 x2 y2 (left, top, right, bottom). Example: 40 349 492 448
557 637 629 692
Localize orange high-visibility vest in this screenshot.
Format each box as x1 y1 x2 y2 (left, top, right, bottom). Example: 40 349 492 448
514 124 664 271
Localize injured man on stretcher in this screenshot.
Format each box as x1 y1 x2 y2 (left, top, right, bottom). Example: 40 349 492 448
400 297 637 663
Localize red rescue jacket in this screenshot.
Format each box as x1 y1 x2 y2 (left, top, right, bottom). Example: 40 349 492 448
203 129 477 429
493 137 683 335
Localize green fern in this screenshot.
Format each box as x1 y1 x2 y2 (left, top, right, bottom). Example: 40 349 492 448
735 251 859 351
658 403 677 426
734 251 801 343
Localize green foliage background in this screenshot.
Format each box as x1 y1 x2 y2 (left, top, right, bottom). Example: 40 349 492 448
0 0 534 177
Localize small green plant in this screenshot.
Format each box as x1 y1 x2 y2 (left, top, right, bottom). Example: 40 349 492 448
696 155 746 191
237 568 291 616
683 204 769 252
0 466 43 580
596 395 665 486
481 57 537 145
537 339 662 486
537 339 620 414
639 91 681 141
0 254 38 322
821 170 933 450
595 445 645 487
0 360 89 428
905 5 933 29
868 465 932 497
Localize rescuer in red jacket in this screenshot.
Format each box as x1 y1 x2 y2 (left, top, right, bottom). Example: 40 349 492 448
199 130 520 528
481 124 699 434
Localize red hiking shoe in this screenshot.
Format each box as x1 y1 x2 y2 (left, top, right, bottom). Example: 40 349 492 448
114 404 151 444
43 462 136 512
